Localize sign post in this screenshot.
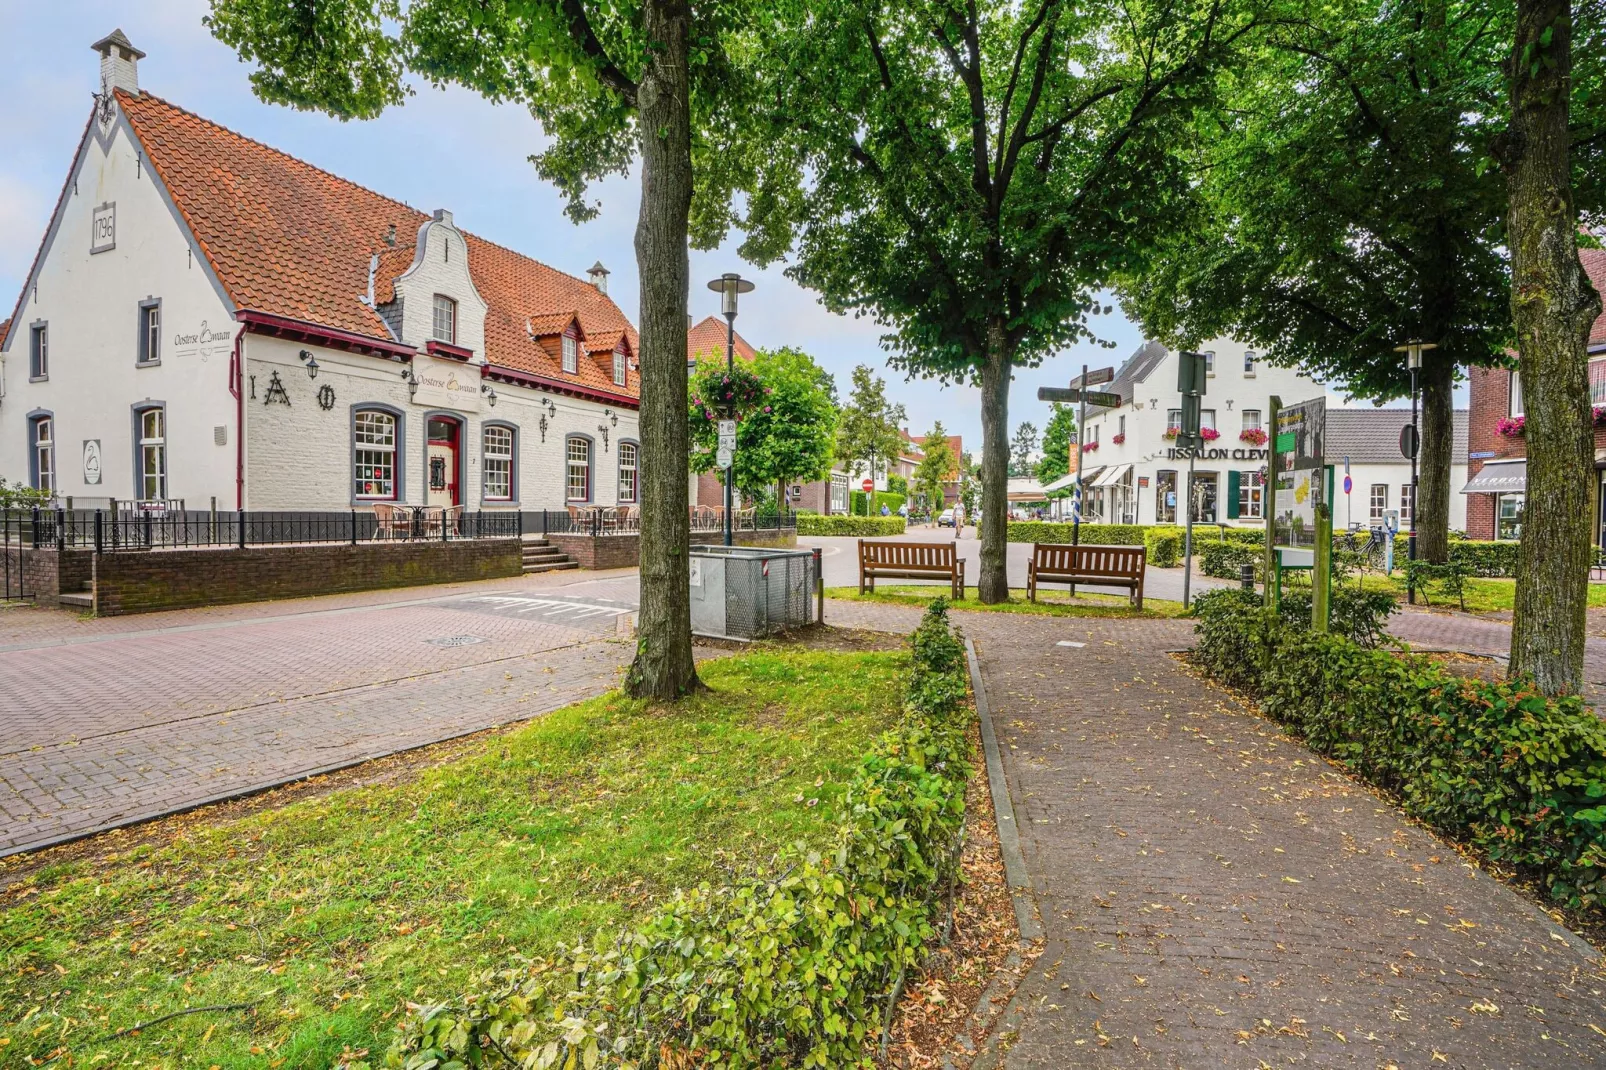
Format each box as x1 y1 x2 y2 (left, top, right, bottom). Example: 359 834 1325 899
1037 368 1115 582
1263 396 1280 609
1272 396 1330 630
1176 352 1209 609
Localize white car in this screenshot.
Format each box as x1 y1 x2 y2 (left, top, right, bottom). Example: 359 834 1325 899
937 508 957 527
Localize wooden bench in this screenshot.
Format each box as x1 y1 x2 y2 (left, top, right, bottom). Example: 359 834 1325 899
1027 543 1146 608
858 539 966 600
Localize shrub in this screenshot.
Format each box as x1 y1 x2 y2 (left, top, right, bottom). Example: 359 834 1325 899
1192 591 1606 911
1199 540 1260 580
382 602 974 1070
1406 560 1470 610
849 490 907 517
797 515 907 537
1144 530 1181 568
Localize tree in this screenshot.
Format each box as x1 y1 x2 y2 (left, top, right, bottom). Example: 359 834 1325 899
1010 422 1039 477
688 347 838 503
959 452 981 517
1498 0 1602 694
834 365 907 508
913 421 956 510
1035 403 1077 493
206 0 763 700
747 0 1267 601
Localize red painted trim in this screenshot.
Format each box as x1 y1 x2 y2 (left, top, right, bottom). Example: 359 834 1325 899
480 363 640 409
425 339 475 362
236 309 415 358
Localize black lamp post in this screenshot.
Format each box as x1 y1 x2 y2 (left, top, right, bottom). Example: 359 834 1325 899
1394 339 1437 604
707 272 754 547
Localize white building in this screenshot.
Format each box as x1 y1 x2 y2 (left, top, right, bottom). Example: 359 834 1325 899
1 31 642 515
1076 339 1323 525
1326 408 1468 533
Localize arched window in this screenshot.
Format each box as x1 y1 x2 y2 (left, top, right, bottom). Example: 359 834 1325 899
617 440 638 504
483 423 516 502
566 435 592 502
29 413 54 493
134 405 166 501
354 408 400 500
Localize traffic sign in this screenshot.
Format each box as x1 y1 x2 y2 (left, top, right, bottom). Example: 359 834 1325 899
1399 424 1419 460
718 432 737 450
717 419 736 436
717 447 733 469
862 477 874 493
1342 474 1353 495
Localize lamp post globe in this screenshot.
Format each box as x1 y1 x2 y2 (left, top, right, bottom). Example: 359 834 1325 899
706 273 755 547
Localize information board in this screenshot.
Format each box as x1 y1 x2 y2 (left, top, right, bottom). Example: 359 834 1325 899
1273 397 1325 547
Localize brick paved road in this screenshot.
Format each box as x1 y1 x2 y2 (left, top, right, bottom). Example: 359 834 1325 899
822 601 1606 1065
0 574 640 855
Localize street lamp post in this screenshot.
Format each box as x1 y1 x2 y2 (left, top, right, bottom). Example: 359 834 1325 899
707 272 754 548
1393 339 1437 604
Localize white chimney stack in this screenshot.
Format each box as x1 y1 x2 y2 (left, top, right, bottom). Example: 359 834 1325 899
92 29 144 96
587 261 610 295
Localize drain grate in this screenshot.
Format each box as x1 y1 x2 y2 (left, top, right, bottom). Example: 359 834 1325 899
426 635 489 647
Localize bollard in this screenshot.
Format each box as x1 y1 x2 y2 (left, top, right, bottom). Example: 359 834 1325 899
1240 562 1255 591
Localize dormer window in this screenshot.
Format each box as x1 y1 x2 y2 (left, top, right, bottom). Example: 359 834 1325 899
432 295 457 344
613 345 627 386
562 333 578 374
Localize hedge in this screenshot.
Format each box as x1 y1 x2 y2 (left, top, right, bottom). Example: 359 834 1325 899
1193 588 1606 911
1145 531 1181 568
1005 520 1262 560
1199 540 1261 580
797 514 907 537
849 490 907 517
382 601 974 1069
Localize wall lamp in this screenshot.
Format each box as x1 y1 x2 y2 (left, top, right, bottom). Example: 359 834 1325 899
298 349 320 380
400 365 419 398
481 383 498 408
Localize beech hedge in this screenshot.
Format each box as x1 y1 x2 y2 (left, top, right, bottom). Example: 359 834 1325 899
1193 588 1606 911
797 515 907 537
381 601 973 1069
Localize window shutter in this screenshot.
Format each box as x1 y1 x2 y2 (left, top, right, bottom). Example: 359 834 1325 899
1226 470 1241 519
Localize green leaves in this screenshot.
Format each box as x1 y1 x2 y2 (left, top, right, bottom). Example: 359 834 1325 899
688 347 839 501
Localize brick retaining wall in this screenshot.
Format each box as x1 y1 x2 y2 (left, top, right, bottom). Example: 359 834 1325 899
92 539 523 615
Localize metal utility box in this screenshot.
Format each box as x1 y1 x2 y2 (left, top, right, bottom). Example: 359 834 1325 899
689 545 820 640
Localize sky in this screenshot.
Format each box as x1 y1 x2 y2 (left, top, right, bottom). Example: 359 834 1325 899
1 3 1426 458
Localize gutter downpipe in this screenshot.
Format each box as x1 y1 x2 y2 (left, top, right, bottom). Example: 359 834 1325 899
231 325 245 510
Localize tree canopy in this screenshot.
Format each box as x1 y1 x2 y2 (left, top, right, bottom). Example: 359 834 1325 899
914 421 956 509
834 365 908 483
688 347 838 501
1035 403 1077 493
1010 422 1039 477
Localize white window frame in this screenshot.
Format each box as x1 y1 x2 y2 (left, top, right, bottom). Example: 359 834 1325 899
1369 483 1388 524
830 472 849 513
618 440 639 503
1201 409 1216 431
1166 409 1182 433
354 409 399 500
482 425 514 502
138 407 167 502
562 333 579 374
1242 409 1262 431
1239 471 1263 519
1117 414 1125 438
29 323 47 380
32 416 54 494
613 346 627 386
1400 484 1415 525
1244 351 1256 376
566 436 591 501
1497 493 1524 541
1204 350 1215 376
432 294 457 344
1509 370 1524 418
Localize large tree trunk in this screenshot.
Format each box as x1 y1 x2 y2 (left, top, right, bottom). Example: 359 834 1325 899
626 0 700 700
1505 0 1601 695
1416 353 1455 563
977 324 1011 602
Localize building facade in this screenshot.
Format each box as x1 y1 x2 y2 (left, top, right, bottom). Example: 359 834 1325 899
1325 408 1468 533
2 32 641 515
1462 248 1606 543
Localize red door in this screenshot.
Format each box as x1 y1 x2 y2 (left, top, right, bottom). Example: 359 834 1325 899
427 417 460 506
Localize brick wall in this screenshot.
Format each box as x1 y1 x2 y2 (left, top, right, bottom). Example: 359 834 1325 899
0 548 93 603
92 539 522 615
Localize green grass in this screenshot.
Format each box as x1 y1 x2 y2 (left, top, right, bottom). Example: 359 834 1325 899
0 647 906 1069
825 585 1187 618
1343 572 1606 614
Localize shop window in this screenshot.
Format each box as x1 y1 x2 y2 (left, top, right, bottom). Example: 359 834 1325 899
1497 494 1524 541
483 424 515 501
354 408 399 500
1156 470 1177 524
30 415 54 494
618 440 639 503
137 299 161 364
566 435 591 501
136 406 167 502
1369 484 1388 524
432 295 457 344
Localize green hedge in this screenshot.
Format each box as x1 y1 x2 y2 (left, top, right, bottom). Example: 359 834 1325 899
1005 521 1264 560
1193 588 1606 911
383 602 973 1069
1145 531 1181 568
797 514 907 537
849 490 907 517
1199 540 1261 580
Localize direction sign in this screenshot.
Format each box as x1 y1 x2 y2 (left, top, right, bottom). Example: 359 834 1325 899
1037 387 1122 407
717 419 736 437
717 447 733 469
1073 367 1115 388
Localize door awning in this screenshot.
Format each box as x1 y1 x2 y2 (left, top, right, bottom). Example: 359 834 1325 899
1092 463 1132 488
1041 472 1080 494
1076 466 1106 486
1461 460 1526 495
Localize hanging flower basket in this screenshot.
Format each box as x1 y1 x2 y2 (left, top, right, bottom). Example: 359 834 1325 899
1496 415 1525 437
1111 433 1126 445
688 364 769 425
1200 427 1221 441
1239 427 1267 446
1162 428 1180 440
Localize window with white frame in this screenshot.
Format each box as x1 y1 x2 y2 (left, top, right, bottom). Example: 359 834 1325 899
618 441 638 503
1117 414 1126 438
1166 409 1182 433
138 300 161 364
1590 357 1606 406
354 409 398 499
29 323 47 379
1242 409 1262 431
483 425 514 501
138 407 167 501
1369 483 1388 523
1244 351 1256 376
830 472 849 512
1204 350 1215 375
1201 409 1216 430
432 295 457 343
1400 483 1415 525
31 416 54 494
1497 494 1524 540
1509 370 1523 417
1239 471 1263 518
562 333 579 374
1088 423 1099 445
566 436 591 501
613 345 627 386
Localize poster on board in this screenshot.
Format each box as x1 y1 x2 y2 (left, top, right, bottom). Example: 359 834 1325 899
1273 398 1325 547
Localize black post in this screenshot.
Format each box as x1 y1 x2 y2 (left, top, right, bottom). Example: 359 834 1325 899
238 509 247 549
351 509 358 546
32 507 40 550
813 545 824 624
142 510 152 550
1407 364 1419 604
724 311 736 548
56 507 66 553
95 509 104 555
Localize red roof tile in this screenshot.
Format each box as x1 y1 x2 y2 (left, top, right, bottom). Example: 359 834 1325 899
114 90 638 397
688 315 756 363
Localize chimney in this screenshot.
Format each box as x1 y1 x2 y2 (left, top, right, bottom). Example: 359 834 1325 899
587 261 610 295
432 209 454 227
92 29 144 96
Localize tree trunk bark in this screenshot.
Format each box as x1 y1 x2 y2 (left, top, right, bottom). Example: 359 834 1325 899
977 324 1011 603
1505 0 1601 696
1416 353 1455 563
626 0 700 700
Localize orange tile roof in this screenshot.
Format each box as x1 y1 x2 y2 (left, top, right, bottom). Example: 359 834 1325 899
688 315 756 363
114 90 639 398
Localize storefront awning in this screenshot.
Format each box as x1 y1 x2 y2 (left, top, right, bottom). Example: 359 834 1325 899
1073 466 1106 487
1041 472 1080 494
1461 460 1526 495
1092 463 1132 488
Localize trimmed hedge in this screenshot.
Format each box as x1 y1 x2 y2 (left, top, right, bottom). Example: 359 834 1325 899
383 602 974 1069
797 514 907 537
849 490 907 517
1193 588 1606 911
1005 520 1263 561
1199 540 1260 580
1145 531 1181 569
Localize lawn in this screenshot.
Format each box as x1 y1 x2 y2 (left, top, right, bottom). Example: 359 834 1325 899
1343 572 1606 614
825 584 1187 617
0 646 907 1069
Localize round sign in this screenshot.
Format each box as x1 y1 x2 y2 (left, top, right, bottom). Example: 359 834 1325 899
1342 474 1353 494
1399 424 1419 460
862 478 874 493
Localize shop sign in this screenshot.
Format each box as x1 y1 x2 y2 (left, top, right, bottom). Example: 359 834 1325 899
1166 447 1268 461
172 320 233 363
411 354 482 411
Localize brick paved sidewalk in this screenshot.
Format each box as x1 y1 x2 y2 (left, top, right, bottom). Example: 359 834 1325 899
960 613 1606 1067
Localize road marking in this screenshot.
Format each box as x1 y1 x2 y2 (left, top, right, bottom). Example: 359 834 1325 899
1056 640 1086 648
467 596 632 620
